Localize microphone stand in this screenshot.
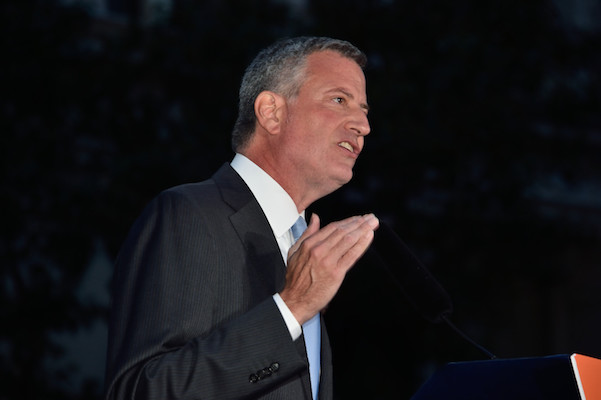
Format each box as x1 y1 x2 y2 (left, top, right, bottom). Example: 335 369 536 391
441 314 497 360
372 222 497 360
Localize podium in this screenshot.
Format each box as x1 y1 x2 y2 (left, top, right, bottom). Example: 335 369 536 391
412 353 601 399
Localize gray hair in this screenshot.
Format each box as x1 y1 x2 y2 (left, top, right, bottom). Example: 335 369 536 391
231 36 367 152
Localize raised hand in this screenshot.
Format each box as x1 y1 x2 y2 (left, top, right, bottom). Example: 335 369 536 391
280 213 379 324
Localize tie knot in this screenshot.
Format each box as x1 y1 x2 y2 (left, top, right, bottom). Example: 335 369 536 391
290 216 307 242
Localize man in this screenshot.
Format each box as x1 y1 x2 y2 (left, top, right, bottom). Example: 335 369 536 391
105 36 379 400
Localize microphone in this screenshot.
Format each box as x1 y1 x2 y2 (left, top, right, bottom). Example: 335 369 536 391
371 222 496 359
371 222 453 324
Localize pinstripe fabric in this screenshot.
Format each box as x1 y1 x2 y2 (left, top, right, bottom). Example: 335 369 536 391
105 163 333 400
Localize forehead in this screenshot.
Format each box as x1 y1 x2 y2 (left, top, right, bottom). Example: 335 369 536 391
301 50 367 95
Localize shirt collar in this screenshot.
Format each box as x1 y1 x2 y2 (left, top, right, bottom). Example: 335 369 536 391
231 153 303 238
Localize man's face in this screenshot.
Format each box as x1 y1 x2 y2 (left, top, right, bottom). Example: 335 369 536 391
279 50 371 197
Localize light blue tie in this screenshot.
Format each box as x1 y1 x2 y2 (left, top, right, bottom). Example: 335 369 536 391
291 216 321 400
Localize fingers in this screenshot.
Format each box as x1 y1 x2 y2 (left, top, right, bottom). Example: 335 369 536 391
282 213 379 324
297 214 371 244
333 215 379 267
290 213 379 271
288 213 374 260
322 213 379 270
309 214 378 254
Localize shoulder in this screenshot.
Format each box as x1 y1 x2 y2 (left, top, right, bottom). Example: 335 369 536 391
161 180 219 205
157 162 245 207
151 163 235 208
129 163 252 233
142 181 227 228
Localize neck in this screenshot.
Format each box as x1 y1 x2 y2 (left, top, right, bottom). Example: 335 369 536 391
239 150 328 213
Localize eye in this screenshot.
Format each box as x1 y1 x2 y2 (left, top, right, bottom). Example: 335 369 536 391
333 97 346 105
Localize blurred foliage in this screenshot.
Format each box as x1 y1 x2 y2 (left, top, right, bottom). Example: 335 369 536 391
1 0 600 399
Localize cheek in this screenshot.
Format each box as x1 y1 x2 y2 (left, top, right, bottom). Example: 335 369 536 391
286 110 334 154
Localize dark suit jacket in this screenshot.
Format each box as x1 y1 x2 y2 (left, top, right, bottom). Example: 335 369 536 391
105 163 333 400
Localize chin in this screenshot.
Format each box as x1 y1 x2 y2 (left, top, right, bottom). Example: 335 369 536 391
318 166 354 194
334 170 354 186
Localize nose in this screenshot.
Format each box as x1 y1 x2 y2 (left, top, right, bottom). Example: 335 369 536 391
346 109 371 137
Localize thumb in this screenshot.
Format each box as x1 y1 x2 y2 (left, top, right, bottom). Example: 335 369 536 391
288 213 320 258
305 213 320 236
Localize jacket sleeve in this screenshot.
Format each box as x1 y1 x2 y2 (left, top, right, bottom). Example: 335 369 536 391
104 187 309 400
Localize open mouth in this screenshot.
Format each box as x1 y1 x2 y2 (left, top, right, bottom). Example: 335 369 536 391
338 141 354 152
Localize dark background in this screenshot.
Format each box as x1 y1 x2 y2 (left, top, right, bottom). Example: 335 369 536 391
2 0 600 399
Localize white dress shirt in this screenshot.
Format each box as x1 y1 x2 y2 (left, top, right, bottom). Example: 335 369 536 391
230 153 303 340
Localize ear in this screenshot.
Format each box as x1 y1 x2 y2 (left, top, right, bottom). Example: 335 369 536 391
254 91 285 135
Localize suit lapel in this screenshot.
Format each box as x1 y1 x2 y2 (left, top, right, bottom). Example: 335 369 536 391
213 163 287 294
214 163 318 399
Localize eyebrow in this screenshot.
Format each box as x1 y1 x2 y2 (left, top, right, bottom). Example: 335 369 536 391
327 87 370 112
